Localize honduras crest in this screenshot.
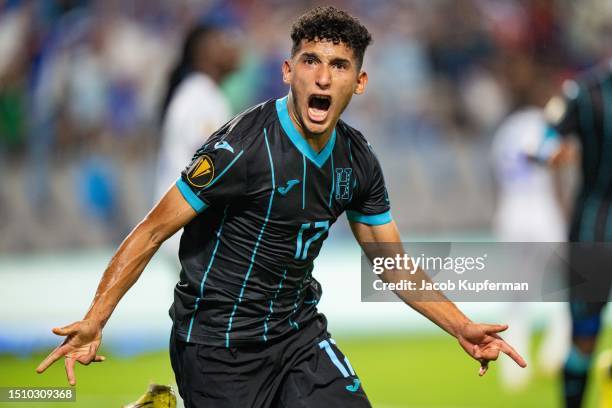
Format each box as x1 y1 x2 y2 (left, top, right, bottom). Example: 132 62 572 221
335 168 352 200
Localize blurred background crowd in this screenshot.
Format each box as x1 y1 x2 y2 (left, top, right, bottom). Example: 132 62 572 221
0 0 611 252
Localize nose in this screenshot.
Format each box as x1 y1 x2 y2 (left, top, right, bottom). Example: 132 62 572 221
315 64 331 89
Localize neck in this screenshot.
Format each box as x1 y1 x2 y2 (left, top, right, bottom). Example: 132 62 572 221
286 93 334 152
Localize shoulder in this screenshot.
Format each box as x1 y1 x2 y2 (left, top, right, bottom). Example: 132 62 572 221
167 74 229 120
196 99 277 158
337 119 378 161
180 73 222 98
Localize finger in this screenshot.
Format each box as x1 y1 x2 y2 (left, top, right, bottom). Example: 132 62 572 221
53 323 79 337
64 357 76 386
479 361 488 376
472 345 482 360
500 341 527 368
77 344 97 365
479 347 501 361
36 346 67 373
480 324 508 334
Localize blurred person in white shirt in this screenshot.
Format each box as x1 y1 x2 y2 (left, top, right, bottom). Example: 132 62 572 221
491 59 570 390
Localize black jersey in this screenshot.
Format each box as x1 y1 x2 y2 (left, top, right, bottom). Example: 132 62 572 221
549 60 612 242
170 97 392 347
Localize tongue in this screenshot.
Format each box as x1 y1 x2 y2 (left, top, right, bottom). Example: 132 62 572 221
308 107 328 123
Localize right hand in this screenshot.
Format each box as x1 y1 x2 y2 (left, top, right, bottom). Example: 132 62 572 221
456 322 526 376
36 319 106 385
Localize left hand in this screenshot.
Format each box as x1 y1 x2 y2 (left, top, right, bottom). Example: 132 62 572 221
456 322 527 376
36 319 105 385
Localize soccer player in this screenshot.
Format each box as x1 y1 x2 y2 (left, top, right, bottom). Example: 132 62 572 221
543 60 612 408
36 7 526 407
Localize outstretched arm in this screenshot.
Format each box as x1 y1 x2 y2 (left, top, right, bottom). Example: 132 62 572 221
36 184 197 385
350 219 527 376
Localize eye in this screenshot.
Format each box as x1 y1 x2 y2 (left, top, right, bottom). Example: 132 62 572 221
332 61 348 70
304 57 316 65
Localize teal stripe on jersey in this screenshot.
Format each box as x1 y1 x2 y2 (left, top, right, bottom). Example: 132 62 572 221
294 223 309 259
185 298 199 342
300 221 329 260
186 207 229 342
329 338 356 375
225 128 276 347
302 154 307 210
347 210 392 226
176 179 208 213
200 150 244 191
276 97 336 168
319 339 350 377
262 269 288 341
288 271 309 330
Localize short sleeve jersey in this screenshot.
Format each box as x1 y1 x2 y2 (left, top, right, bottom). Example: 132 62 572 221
171 97 392 346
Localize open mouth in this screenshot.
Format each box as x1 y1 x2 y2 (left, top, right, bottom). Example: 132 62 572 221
307 94 332 123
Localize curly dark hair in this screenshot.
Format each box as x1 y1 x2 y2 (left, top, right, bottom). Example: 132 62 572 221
290 6 372 69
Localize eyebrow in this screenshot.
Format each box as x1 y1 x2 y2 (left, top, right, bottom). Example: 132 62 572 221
300 52 351 66
330 57 351 66
300 52 320 60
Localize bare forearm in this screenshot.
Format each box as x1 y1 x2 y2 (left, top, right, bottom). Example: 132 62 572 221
83 222 161 327
352 220 471 338
81 185 195 327
351 222 526 374
381 267 471 338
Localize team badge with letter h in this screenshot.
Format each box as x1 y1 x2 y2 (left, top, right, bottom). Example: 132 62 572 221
335 168 352 200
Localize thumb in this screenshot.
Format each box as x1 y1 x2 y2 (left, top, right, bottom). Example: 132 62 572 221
481 323 508 334
52 323 79 336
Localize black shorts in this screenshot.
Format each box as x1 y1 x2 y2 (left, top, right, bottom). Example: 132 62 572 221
169 314 371 408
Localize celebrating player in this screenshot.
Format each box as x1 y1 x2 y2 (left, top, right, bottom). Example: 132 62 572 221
36 6 526 407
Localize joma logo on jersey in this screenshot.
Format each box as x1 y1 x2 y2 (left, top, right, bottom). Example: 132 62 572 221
335 168 352 200
186 155 215 188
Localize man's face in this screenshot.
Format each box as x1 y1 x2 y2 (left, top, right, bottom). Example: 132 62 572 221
196 29 241 78
282 39 368 136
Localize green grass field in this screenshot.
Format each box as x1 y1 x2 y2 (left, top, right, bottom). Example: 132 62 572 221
1 330 609 407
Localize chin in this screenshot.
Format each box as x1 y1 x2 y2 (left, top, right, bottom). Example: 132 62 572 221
305 121 330 136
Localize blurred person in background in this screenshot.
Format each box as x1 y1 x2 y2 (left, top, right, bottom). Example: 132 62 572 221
491 56 570 390
0 0 32 232
155 20 240 259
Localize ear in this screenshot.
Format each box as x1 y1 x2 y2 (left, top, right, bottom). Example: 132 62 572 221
282 60 292 85
354 70 368 95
